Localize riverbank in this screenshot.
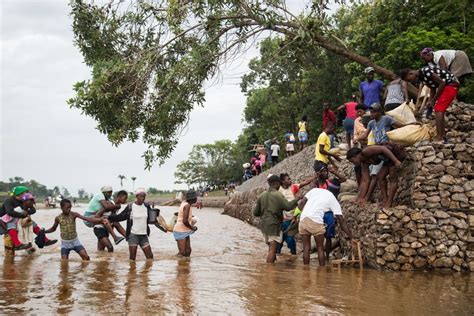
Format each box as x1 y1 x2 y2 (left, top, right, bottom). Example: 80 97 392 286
225 102 474 272
148 196 231 208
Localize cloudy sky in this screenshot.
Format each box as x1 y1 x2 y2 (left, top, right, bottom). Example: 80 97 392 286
0 1 313 196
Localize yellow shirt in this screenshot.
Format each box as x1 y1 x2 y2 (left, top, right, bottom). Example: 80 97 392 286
298 121 307 132
315 132 330 164
367 131 375 146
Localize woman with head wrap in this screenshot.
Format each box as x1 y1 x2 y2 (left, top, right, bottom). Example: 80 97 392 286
420 47 472 82
108 188 159 260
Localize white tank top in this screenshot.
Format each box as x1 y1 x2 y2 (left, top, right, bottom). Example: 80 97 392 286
385 80 404 105
433 50 456 67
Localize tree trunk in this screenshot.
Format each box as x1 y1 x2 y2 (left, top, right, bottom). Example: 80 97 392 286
312 34 419 97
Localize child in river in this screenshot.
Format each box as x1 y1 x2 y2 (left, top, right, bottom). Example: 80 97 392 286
45 199 108 260
173 190 198 257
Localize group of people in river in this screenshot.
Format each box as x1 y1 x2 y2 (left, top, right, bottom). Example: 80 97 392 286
1 186 200 261
253 47 471 265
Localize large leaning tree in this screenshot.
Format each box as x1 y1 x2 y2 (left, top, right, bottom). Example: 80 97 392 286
69 0 404 168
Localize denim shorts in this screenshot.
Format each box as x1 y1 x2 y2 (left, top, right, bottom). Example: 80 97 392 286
93 227 109 240
61 238 85 256
343 118 355 135
298 131 308 143
173 230 195 241
323 211 336 239
128 233 150 248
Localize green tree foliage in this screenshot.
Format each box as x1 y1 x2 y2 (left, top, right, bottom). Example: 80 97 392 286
237 0 474 156
62 187 71 198
0 178 58 198
68 0 394 169
117 175 126 187
78 189 86 199
175 140 241 187
239 36 351 152
70 0 474 170
335 0 474 98
147 187 159 194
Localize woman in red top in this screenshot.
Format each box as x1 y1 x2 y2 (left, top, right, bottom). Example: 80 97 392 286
337 94 358 149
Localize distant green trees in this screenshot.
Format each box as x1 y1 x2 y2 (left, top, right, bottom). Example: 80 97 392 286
175 140 242 187
236 0 474 159
0 178 68 198
78 189 86 199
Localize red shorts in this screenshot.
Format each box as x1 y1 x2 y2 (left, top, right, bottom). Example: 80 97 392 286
434 84 459 113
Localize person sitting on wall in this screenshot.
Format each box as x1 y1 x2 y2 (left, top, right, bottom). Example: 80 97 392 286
346 144 406 210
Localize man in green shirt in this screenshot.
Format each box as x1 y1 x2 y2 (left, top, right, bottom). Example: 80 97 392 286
253 174 301 263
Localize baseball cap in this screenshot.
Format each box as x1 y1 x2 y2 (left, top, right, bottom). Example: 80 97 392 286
364 67 375 74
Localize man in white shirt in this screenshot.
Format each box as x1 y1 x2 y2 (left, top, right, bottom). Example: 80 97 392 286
298 188 354 266
270 140 280 166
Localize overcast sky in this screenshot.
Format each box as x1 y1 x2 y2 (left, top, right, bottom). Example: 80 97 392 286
0 0 315 196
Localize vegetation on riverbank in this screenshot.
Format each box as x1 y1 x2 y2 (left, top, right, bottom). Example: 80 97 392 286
68 0 474 170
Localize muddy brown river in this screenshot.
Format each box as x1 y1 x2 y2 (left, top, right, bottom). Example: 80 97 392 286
0 206 472 314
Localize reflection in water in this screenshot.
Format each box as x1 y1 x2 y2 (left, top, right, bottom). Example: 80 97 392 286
1 256 34 313
56 261 73 314
125 260 155 313
175 259 194 314
0 207 472 314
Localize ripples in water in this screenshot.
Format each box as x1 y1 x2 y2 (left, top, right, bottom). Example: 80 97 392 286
0 206 472 314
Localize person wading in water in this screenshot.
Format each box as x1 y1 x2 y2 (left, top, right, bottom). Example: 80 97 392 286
253 175 301 263
173 190 199 257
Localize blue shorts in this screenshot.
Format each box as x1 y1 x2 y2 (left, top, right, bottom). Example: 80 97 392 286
173 230 195 241
298 131 308 143
61 238 85 256
323 212 336 239
343 118 355 135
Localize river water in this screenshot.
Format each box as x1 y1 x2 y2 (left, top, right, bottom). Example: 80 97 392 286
0 206 472 314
